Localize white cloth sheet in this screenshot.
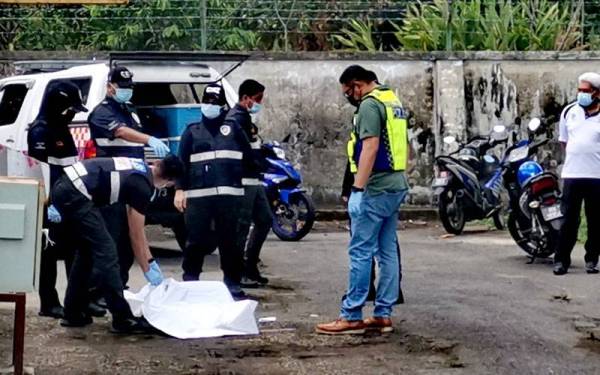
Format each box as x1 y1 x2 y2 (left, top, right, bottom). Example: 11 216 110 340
125 278 259 339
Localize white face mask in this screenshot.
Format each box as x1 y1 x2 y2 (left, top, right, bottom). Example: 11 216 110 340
200 103 222 119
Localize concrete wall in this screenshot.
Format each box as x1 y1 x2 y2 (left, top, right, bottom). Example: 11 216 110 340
3 51 600 206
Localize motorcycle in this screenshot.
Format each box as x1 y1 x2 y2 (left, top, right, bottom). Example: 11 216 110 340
501 118 563 261
432 125 509 235
261 141 315 241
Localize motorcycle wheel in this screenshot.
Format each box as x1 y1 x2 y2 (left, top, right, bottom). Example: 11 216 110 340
438 187 466 235
272 192 315 241
507 212 555 258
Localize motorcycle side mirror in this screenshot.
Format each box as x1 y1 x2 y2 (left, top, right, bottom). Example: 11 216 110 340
443 135 456 145
528 118 541 132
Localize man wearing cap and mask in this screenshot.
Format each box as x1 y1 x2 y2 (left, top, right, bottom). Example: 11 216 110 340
554 72 600 275
27 80 89 319
174 84 253 300
88 66 170 287
224 79 272 288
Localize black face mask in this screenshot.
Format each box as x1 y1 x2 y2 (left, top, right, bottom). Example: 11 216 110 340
344 93 360 108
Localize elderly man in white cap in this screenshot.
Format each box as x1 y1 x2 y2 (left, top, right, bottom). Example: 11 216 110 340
554 72 600 275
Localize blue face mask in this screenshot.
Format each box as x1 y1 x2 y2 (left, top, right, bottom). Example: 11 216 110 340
114 88 133 104
248 102 262 114
200 103 222 119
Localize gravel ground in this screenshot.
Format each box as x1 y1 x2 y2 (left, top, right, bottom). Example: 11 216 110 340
2 224 600 374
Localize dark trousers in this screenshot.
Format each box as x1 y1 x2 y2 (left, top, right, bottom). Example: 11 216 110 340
239 185 273 275
555 178 600 268
100 203 134 287
38 221 75 310
51 177 134 321
182 196 245 288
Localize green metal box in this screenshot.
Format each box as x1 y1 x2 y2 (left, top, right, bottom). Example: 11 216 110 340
0 177 43 293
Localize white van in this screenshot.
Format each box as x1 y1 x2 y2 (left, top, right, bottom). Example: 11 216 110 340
0 52 247 248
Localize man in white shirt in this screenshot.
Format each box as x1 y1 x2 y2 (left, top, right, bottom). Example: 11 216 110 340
554 72 600 275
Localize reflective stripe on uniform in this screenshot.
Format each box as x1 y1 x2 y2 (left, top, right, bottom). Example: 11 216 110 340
95 138 145 147
110 172 120 204
47 156 78 166
64 165 92 200
185 186 245 198
190 150 243 163
242 178 262 186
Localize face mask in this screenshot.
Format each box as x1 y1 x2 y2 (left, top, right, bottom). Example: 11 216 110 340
114 88 133 104
578 92 595 108
248 102 262 114
200 103 222 119
344 93 360 107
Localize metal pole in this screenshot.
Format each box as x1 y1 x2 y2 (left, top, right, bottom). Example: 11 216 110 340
200 0 207 51
581 0 585 47
446 0 453 51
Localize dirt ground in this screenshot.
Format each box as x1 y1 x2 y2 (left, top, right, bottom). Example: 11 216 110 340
2 223 600 374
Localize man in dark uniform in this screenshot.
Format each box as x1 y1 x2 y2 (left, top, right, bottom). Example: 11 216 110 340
52 155 183 332
224 79 272 287
174 84 254 299
88 66 169 287
27 81 88 319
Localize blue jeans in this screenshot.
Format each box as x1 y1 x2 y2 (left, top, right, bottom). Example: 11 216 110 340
340 190 407 320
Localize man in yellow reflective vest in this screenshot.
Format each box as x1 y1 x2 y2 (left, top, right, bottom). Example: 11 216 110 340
317 65 410 335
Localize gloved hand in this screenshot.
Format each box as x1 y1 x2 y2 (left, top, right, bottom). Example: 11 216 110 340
348 191 364 217
47 205 62 223
144 260 164 286
148 137 170 158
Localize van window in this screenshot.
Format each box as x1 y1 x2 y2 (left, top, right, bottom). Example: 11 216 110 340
44 77 92 105
0 83 29 126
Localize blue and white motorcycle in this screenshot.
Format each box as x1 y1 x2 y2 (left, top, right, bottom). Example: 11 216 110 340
502 118 563 261
261 141 315 241
432 125 509 235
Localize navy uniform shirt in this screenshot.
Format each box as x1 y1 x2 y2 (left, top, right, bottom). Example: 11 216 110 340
88 97 145 159
27 118 79 187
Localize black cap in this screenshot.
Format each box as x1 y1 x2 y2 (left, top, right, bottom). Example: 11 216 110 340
47 81 88 113
108 66 134 88
202 84 226 106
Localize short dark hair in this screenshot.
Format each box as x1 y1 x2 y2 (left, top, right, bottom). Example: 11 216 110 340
159 154 184 180
239 79 265 98
339 65 377 85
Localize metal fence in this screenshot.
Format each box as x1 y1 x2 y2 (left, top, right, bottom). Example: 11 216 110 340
1 0 599 52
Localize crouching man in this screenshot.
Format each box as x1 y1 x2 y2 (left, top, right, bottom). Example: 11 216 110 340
51 155 184 333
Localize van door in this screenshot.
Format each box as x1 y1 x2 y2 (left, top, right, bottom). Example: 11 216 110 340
0 80 33 148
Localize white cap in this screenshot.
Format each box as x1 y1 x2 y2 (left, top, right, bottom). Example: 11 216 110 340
578 72 600 89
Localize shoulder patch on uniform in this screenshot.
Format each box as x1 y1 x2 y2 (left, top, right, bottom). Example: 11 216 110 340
220 125 232 136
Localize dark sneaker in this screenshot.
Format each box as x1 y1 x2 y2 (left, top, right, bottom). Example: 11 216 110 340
585 262 599 274
240 277 260 288
364 317 394 333
315 319 366 335
111 317 156 334
39 306 64 319
87 302 107 318
553 263 568 275
60 315 93 327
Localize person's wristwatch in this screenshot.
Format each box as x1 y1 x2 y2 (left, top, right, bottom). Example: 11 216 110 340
351 186 364 193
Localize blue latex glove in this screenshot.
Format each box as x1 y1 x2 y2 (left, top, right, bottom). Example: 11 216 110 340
47 205 62 223
148 137 170 158
348 191 364 217
144 260 163 286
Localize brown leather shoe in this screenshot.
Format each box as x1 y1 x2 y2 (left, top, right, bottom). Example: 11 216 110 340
315 318 366 335
364 317 393 333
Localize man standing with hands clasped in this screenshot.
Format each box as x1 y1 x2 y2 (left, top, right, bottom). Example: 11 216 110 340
554 72 600 275
317 65 409 335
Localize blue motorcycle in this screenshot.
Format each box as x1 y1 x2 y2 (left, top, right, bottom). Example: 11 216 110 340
261 141 315 241
501 118 563 261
